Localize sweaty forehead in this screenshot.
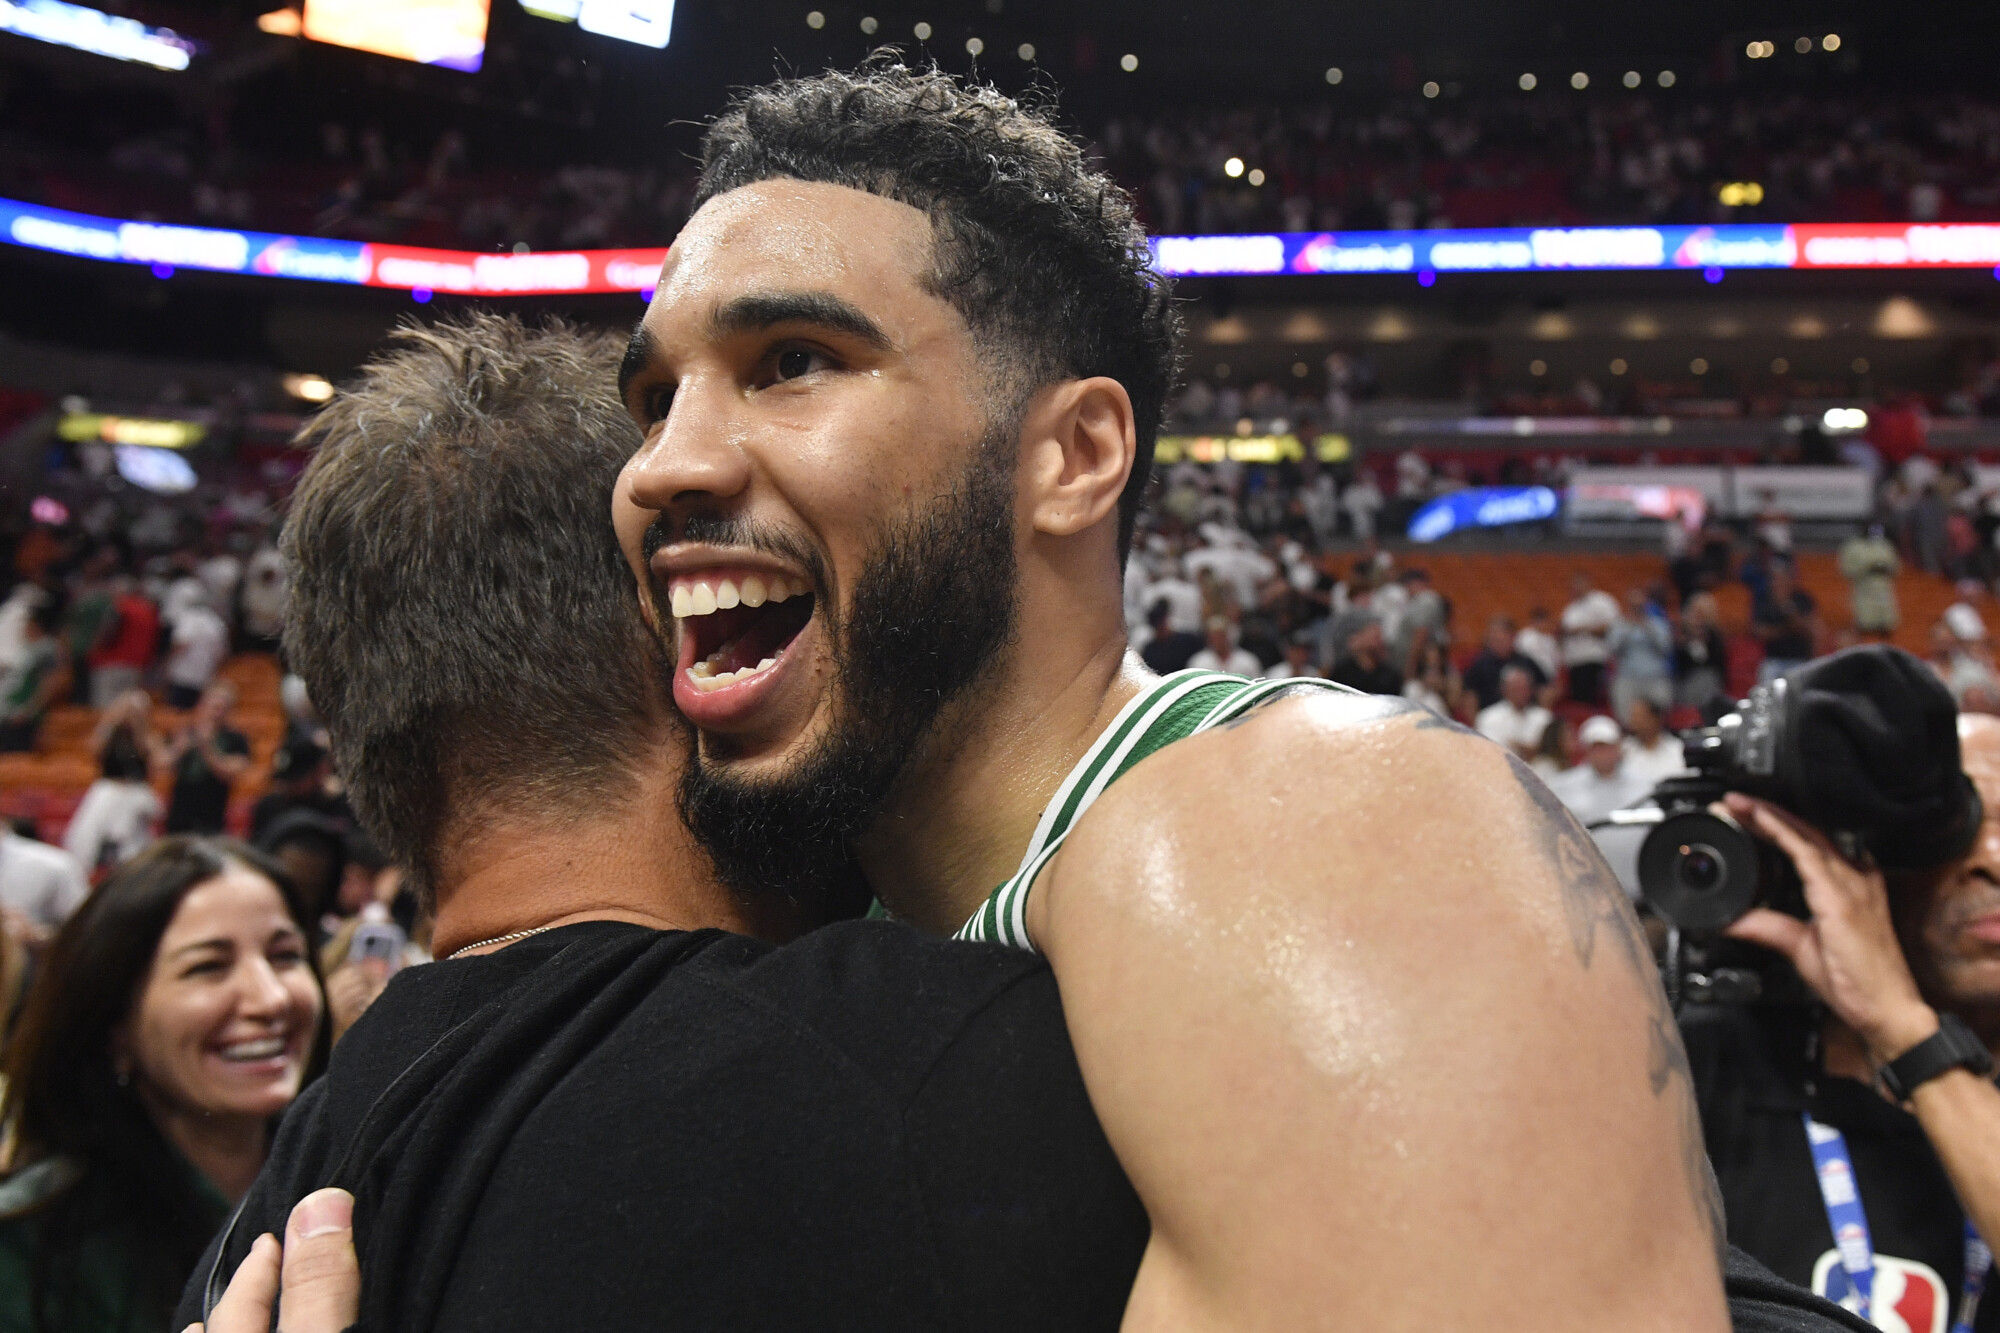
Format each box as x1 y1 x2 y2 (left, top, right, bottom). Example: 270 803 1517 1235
650 179 938 329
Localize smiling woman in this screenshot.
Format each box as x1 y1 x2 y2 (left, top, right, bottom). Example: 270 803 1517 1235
0 838 328 1333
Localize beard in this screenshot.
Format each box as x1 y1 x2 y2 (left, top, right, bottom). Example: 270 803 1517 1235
675 429 1019 913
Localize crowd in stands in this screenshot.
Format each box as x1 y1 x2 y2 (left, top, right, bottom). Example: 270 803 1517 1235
1126 450 1998 836
5 81 1999 253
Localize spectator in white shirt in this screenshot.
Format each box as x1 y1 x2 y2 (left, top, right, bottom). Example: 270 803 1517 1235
1188 617 1262 678
1619 697 1688 785
1514 606 1560 682
1560 573 1621 705
239 541 289 653
63 727 162 876
1340 473 1383 541
1546 715 1655 829
163 589 229 710
0 826 88 945
1476 665 1555 763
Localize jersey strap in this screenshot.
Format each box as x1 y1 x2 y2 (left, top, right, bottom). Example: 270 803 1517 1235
956 670 1357 950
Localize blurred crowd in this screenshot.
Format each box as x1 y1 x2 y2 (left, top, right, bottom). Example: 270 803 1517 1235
6 84 2000 251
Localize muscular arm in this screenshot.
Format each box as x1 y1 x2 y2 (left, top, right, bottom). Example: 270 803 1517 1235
1030 694 1727 1332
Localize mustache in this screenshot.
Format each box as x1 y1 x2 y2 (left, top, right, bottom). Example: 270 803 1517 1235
641 510 832 601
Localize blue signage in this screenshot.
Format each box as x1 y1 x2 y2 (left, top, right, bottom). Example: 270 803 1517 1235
1151 225 1798 277
1407 486 1561 542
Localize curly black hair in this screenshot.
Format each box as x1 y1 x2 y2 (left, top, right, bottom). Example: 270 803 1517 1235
696 61 1180 559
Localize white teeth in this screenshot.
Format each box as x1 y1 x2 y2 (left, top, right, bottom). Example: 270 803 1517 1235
684 653 784 693
671 573 806 617
221 1038 285 1061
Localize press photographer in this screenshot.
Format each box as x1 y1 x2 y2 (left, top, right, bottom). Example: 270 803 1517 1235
1664 648 2000 1330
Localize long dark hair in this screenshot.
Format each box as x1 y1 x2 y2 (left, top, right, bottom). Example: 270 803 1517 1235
0 836 330 1332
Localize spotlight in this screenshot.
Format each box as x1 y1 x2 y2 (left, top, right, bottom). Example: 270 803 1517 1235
1017 41 1034 60
1570 71 1588 89
860 15 877 32
1422 81 1439 98
1246 168 1266 186
1823 34 1841 51
1822 407 1869 431
805 10 823 28
1609 358 1628 375
1292 362 1309 378
965 36 982 54
1120 52 1138 71
913 21 931 38
1325 66 1343 84
281 373 334 403
1530 359 1548 377
1690 357 1710 375
1224 157 1245 178
1623 70 1640 88
1658 70 1676 87
1519 72 1537 90
1794 36 1812 53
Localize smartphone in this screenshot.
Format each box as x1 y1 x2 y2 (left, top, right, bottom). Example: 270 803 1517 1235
348 921 407 975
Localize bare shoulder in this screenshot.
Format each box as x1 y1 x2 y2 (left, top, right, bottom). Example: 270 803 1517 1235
1072 689 1541 871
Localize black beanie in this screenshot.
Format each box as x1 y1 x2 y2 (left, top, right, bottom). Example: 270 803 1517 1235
1777 645 1981 869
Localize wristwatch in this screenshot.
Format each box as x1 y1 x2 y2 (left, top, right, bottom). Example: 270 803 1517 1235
1879 1012 1995 1102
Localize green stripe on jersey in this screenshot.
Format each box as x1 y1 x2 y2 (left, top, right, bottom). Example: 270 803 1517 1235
957 670 1356 951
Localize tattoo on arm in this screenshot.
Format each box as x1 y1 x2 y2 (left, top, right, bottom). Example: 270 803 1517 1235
1395 711 1728 1261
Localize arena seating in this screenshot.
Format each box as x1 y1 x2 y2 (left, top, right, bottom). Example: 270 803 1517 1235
0 654 286 848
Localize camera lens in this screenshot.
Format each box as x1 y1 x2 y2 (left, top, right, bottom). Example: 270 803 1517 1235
1640 811 1761 932
1677 844 1724 892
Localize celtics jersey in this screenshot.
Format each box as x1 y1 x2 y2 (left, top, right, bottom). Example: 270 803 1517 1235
956 669 1356 951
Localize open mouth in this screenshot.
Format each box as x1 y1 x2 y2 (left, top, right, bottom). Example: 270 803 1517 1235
672 571 817 692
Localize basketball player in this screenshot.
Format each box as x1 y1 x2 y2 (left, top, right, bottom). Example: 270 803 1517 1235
612 63 1729 1329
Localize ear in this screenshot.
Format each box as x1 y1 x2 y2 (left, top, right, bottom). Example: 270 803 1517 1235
1020 378 1137 540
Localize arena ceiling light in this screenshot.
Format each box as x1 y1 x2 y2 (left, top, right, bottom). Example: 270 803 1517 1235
1223 157 1245 178
1717 182 1765 207
0 0 200 70
1324 66 1342 84
1518 72 1537 90
282 373 335 403
1822 407 1869 432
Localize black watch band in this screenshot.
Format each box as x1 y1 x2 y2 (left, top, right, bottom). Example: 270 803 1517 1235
1879 1012 1994 1102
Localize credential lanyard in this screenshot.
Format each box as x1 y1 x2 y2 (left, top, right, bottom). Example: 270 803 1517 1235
1805 1114 1992 1331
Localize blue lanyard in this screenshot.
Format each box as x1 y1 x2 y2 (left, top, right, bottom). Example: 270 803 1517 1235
1805 1114 1991 1331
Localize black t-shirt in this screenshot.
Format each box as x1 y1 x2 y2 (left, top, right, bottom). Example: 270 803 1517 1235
1327 657 1403 696
1687 1004 1997 1332
178 920 1147 1333
1755 591 1819 662
1463 649 1547 711
164 727 249 834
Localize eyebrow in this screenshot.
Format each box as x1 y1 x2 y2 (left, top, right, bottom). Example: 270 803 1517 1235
707 290 892 352
617 290 893 405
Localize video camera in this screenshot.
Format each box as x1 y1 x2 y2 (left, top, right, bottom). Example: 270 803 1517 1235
1629 646 1982 1004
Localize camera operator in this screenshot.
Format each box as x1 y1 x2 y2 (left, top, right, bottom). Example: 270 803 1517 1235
1686 711 2000 1330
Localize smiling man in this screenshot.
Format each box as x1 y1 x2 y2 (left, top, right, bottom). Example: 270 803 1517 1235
612 64 1731 1329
